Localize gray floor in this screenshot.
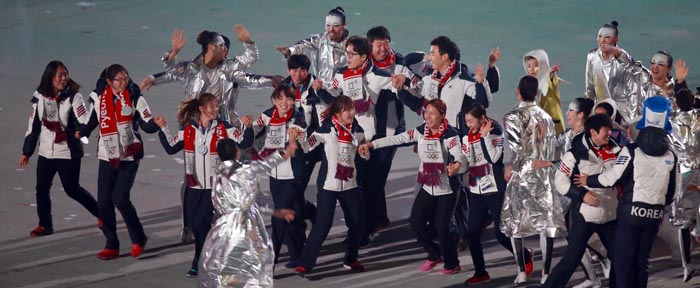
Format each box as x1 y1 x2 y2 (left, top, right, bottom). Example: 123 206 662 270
2 0 700 287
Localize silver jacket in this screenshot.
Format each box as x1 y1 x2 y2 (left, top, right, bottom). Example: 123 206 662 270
501 102 567 238
585 48 659 124
152 43 272 121
287 31 348 83
670 110 700 229
198 152 286 288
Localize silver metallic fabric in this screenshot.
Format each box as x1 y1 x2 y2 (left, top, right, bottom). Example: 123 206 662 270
153 43 271 122
670 110 700 229
287 32 347 84
501 102 567 238
585 48 659 125
198 152 286 288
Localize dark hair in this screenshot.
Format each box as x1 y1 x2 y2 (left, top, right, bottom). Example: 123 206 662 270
465 103 487 119
366 26 391 43
287 54 311 70
345 36 371 57
217 138 238 161
322 95 354 121
594 102 614 118
196 30 223 55
572 97 595 118
327 6 346 24
271 84 295 100
430 36 460 61
601 20 619 37
178 93 218 126
426 98 447 116
518 76 538 102
653 50 674 67
677 89 695 112
37 60 80 96
100 64 129 82
585 114 613 138
222 35 231 50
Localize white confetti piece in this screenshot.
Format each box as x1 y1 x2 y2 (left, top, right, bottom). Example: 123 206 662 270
174 158 184 164
84 153 92 157
152 168 162 172
13 187 23 190
77 2 95 9
30 203 37 207
64 217 74 220
140 26 149 29
44 10 52 13
16 168 25 172
354 12 362 16
147 138 156 141
69 214 78 217
145 155 156 158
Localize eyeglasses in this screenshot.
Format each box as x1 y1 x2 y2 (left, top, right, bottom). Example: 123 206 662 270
111 77 129 83
345 50 359 58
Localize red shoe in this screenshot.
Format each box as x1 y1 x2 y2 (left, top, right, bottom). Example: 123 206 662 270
465 272 491 284
439 265 461 275
30 226 54 237
343 261 365 272
131 237 148 258
97 218 103 230
524 248 534 276
294 266 307 277
97 248 120 260
418 258 443 272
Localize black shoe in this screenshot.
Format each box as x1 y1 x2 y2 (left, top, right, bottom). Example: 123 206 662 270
185 268 197 278
457 238 468 252
304 201 317 226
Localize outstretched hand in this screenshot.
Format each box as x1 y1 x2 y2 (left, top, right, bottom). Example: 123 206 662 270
475 64 484 84
488 47 500 68
675 59 689 84
171 29 187 54
234 24 253 44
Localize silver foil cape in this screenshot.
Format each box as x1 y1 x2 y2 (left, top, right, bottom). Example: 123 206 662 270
154 43 272 122
586 48 662 125
198 152 286 288
501 102 567 238
287 32 347 84
669 110 700 230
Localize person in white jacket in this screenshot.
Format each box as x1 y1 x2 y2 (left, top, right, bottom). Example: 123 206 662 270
20 60 99 237
544 114 621 288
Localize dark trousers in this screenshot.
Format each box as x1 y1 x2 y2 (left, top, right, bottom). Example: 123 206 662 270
299 188 364 271
183 187 213 270
35 156 98 228
544 206 617 288
454 187 470 240
411 189 459 269
356 147 396 237
615 219 660 288
98 160 146 249
467 191 514 275
270 177 306 263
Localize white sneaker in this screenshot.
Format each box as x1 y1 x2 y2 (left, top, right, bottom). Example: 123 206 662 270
513 271 527 285
540 274 549 284
573 279 602 288
684 266 696 283
601 257 612 279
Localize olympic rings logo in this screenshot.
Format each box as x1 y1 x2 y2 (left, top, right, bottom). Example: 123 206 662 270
339 156 350 162
269 138 283 145
426 153 440 160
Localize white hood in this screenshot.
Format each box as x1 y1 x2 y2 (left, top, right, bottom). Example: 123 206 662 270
523 49 551 97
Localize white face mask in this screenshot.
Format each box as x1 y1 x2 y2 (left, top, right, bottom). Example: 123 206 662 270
325 15 343 26
597 27 616 39
651 53 670 67
568 102 580 112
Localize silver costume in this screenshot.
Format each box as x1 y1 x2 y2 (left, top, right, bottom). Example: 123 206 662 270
586 48 660 124
286 31 348 84
153 43 273 122
669 109 700 230
198 152 286 288
501 102 567 238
